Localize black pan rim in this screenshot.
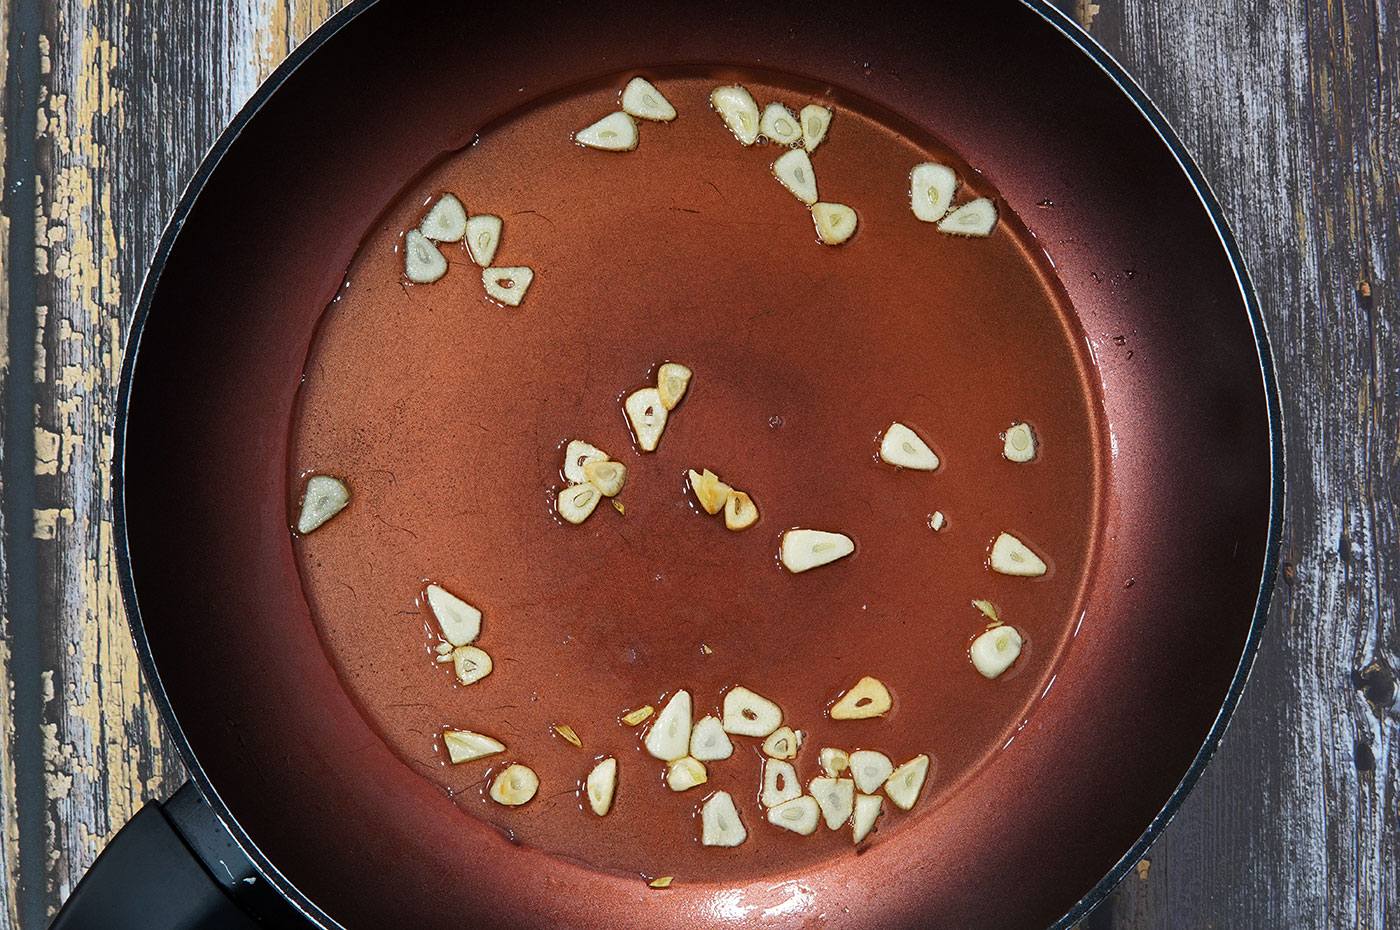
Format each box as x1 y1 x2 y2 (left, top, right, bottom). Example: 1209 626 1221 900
109 2 1286 928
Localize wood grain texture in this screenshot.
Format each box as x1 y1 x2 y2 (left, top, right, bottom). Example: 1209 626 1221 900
0 0 1394 928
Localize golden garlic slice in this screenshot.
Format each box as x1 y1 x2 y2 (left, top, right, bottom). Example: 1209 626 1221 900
829 676 892 720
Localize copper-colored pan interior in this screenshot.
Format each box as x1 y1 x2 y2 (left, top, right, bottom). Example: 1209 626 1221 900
118 2 1275 928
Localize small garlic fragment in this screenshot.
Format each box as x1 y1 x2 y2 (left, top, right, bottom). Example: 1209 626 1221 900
779 529 855 573
938 197 998 237
701 791 747 847
930 511 947 532
689 715 734 761
810 776 856 830
404 229 448 284
721 685 783 737
621 76 676 121
812 202 858 245
710 85 760 145
762 727 802 760
990 532 1048 577
772 149 819 205
884 754 931 810
583 460 628 497
879 422 939 470
425 584 481 647
830 676 892 720
489 764 538 806
296 475 350 534
622 705 654 726
909 163 958 223
800 104 832 152
666 756 708 792
656 362 692 409
761 759 801 808
586 757 617 815
972 599 1000 622
759 102 802 145
451 645 493 686
644 690 692 762
724 491 758 531
482 266 534 307
767 796 820 835
420 193 468 242
575 111 639 151
852 793 883 843
465 214 503 267
434 641 454 656
557 483 601 524
443 729 505 764
553 724 582 748
1003 422 1037 462
819 747 850 777
562 440 609 484
971 625 1024 679
625 388 669 452
849 750 894 795
648 876 673 889
688 469 733 515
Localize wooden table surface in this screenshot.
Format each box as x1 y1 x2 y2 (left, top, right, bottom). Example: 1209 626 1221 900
0 0 1395 927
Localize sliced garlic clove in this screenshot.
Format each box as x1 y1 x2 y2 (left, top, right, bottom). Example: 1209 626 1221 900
879 422 939 470
724 491 758 531
852 793 883 843
489 763 539 806
553 724 583 748
811 202 858 245
465 214 503 267
648 876 673 889
451 645 493 686
761 759 801 808
759 102 802 145
586 757 618 815
819 747 850 777
810 776 856 830
909 163 958 223
557 483 601 524
621 705 654 726
972 599 999 622
688 469 733 515
721 685 783 737
930 511 947 531
667 756 708 792
767 796 820 835
644 690 692 762
482 266 534 307
420 193 468 242
762 726 802 760
404 229 448 284
625 388 669 452
583 460 628 497
434 641 455 656
938 197 998 237
701 790 747 847
563 440 609 484
780 529 855 573
689 715 734 761
443 728 505 764
710 85 760 145
1003 422 1037 462
772 149 819 205
884 754 931 810
296 475 350 534
849 750 894 795
425 584 481 647
575 111 639 151
800 104 832 152
971 625 1024 679
990 532 1047 577
621 76 676 121
830 676 892 720
656 362 692 409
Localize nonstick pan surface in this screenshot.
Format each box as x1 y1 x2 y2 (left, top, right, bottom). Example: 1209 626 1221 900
113 1 1282 928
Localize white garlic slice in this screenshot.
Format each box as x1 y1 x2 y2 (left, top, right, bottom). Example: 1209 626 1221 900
656 362 692 409
990 532 1047 577
443 729 504 764
621 77 676 121
710 85 760 145
1003 422 1037 462
701 791 746 847
296 475 350 534
810 776 855 830
909 163 958 223
482 266 534 307
800 104 832 152
761 759 801 808
767 796 820 835
849 750 894 795
819 747 850 777
879 422 939 470
689 715 734 761
779 529 855 573
930 511 947 531
811 201 858 245
562 440 609 484
644 690 692 762
420 193 468 242
557 483 601 524
625 388 669 451
772 149 819 205
489 764 538 806
425 584 481 647
829 676 893 720
884 754 931 810
938 197 998 237
465 214 502 267
450 645 493 686
404 229 448 284
721 685 783 737
688 468 732 515
667 756 708 792
852 793 883 843
762 727 802 760
575 111 639 151
586 757 617 815
724 491 758 531
971 625 1024 679
759 102 802 145
583 460 627 497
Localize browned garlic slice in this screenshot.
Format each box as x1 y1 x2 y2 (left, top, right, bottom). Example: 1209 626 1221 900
575 111 639 151
710 85 760 145
563 440 609 484
296 475 350 534
644 690 692 762
810 776 856 830
761 759 801 808
721 686 783 737
451 645 493 686
939 197 997 237
553 724 582 748
852 793 883 843
621 77 676 121
1003 422 1037 462
800 104 832 152
689 715 733 761
701 791 747 847
990 532 1047 576
465 214 502 267
489 764 539 806
879 422 939 470
930 511 947 531
404 229 449 284
830 676 892 720
421 193 468 242
762 727 802 760
849 750 894 794
760 102 802 145
482 266 534 307
972 599 1000 622
767 796 820 835
772 149 819 205
586 757 617 815
557 483 601 524
909 163 958 223
971 625 1024 679
667 756 708 792
812 202 858 245
648 876 673 889
625 388 668 451
779 529 855 573
657 362 692 409
583 460 628 497
724 491 758 531
425 584 481 647
819 747 850 777
622 705 655 726
688 469 733 515
443 728 505 764
884 754 931 810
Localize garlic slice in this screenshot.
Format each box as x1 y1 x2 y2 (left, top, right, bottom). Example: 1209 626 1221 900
625 388 669 451
563 440 609 484
689 715 734 761
701 791 747 847
656 362 692 409
667 756 708 792
296 475 350 534
710 85 760 145
553 724 583 748
909 163 958 223
849 750 894 795
721 685 783 737
761 759 801 808
930 511 947 531
489 764 538 806
404 229 448 283
972 599 999 622
767 796 820 835
450 645 493 686
420 193 468 242
586 757 617 815
971 625 1024 679
622 705 654 726
990 532 1047 577
482 266 534 307
772 149 819 205
762 726 802 760
800 104 832 152
621 77 676 121
938 197 998 237
812 202 858 245
648 876 673 889
1003 422 1037 462
879 422 939 470
819 747 850 777
780 529 855 573
884 754 931 810
644 690 692 762
443 729 505 764
425 584 481 647
830 676 892 720
688 469 733 515
724 491 758 531
575 111 640 151
583 460 628 497
557 483 601 524
465 214 503 267
810 776 855 830
852 793 883 843
759 102 802 145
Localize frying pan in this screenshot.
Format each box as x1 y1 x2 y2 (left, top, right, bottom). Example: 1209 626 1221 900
53 0 1282 927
